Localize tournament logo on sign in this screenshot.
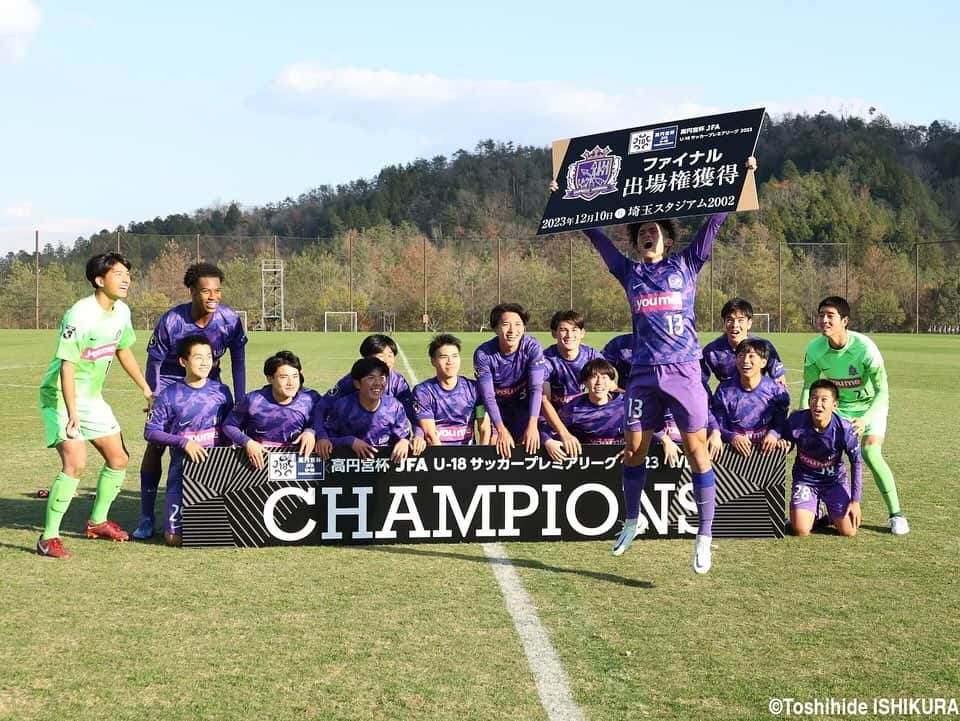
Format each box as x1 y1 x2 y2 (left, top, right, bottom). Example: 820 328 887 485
269 452 297 481
628 125 679 155
563 145 622 201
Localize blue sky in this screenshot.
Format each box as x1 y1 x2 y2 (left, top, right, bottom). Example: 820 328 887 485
1 0 957 255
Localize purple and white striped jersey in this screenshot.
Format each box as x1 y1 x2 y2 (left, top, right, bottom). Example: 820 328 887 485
543 344 603 406
144 379 233 484
474 334 546 434
145 303 247 395
554 392 625 445
585 214 726 367
222 385 322 447
784 410 863 500
412 376 481 445
701 335 786 386
327 394 411 447
709 376 790 443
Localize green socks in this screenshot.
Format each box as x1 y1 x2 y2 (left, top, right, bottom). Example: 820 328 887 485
861 443 901 516
89 466 126 524
42 472 79 540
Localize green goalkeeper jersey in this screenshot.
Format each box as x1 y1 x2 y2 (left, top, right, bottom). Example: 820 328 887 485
801 330 889 425
39 295 137 408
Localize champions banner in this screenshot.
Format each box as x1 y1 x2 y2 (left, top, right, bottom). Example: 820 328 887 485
538 107 764 235
182 445 785 548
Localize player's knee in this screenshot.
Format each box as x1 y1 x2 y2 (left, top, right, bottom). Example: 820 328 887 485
836 524 857 537
792 525 812 537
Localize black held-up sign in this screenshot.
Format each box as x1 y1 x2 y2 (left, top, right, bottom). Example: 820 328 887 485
538 107 764 235
182 445 785 548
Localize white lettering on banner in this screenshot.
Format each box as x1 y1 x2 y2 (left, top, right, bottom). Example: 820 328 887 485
378 486 431 539
433 485 496 538
566 484 618 536
263 486 317 542
500 485 540 537
540 484 562 537
320 486 374 540
678 483 698 534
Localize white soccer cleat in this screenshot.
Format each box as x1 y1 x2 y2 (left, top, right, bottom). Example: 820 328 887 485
889 515 910 535
692 534 713 574
611 518 641 556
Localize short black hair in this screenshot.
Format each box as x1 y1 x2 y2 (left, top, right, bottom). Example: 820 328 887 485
86 253 131 289
490 303 529 328
810 378 840 401
351 356 390 381
264 350 302 381
818 296 851 319
735 338 769 361
550 309 585 331
580 358 617 383
183 262 224 289
428 333 461 358
627 218 680 249
176 334 212 360
359 334 398 357
721 297 754 319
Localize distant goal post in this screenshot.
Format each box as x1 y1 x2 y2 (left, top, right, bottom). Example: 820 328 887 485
324 311 358 332
752 313 770 333
237 310 248 332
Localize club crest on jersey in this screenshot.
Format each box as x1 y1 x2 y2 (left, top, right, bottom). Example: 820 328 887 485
62 324 76 339
668 273 683 290
563 146 622 201
848 365 857 376
147 334 158 348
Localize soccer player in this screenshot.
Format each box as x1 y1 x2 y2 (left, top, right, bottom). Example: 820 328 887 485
36 253 154 559
801 296 909 534
784 379 862 537
134 262 247 540
412 334 491 446
473 303 547 458
542 358 624 461
701 297 786 387
540 309 603 457
222 350 329 471
561 156 756 573
709 339 791 458
327 357 413 462
143 335 233 546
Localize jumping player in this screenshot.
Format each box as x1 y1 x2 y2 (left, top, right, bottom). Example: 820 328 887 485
134 262 247 539
801 296 909 534
37 253 154 559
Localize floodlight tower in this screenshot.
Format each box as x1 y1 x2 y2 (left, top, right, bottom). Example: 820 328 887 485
259 258 292 331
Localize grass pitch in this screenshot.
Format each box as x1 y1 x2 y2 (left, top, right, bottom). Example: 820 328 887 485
1 329 958 721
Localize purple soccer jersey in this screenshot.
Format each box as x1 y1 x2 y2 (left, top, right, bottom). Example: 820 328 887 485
412 376 481 445
784 409 863 502
601 333 633 386
144 379 233 534
553 392 625 445
222 386 322 447
585 214 726 367
320 368 414 425
146 303 248 395
543 344 603 406
327 394 411 447
710 375 790 443
474 334 546 438
701 335 786 386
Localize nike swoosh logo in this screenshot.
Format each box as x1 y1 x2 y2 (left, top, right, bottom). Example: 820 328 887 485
38 541 49 554
178 420 192 427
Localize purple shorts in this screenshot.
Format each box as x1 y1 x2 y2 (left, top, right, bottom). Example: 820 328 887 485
624 361 708 433
790 481 852 521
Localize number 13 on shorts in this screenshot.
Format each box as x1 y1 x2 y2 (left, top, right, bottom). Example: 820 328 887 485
628 398 643 421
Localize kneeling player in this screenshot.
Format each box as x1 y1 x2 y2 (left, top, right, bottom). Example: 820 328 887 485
143 335 233 546
784 380 862 537
542 358 624 460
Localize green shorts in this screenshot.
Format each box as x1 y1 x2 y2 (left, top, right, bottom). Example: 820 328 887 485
41 396 121 448
838 407 887 438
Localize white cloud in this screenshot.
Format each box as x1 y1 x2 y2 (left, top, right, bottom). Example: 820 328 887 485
0 0 40 63
3 201 33 219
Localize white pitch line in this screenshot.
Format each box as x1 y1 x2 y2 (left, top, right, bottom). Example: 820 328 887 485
395 343 585 721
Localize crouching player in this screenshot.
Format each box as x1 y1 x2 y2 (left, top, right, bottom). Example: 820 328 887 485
327 357 413 462
709 339 791 458
222 350 330 471
784 380 862 537
542 358 624 460
413 334 491 446
143 335 233 546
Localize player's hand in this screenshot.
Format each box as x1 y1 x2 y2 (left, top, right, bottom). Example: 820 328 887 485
746 156 757 171
775 375 788 387
731 434 752 456
183 440 207 463
495 424 515 459
707 429 723 460
294 430 316 458
560 432 582 458
142 389 155 413
661 436 683 468
846 501 862 529
314 438 333 460
521 422 540 456
410 435 427 456
391 439 410 463
850 417 866 437
760 433 780 454
64 415 81 440
351 437 377 460
245 440 267 470
776 438 792 451
549 180 559 192
545 439 567 463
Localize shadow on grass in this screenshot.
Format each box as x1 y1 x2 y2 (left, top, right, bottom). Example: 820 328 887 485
0 488 144 535
359 543 654 589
